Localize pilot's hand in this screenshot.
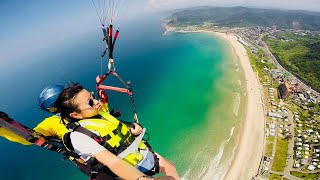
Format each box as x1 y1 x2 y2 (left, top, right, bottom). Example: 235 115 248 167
130 123 143 135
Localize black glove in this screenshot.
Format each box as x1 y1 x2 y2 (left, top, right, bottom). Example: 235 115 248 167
110 109 121 118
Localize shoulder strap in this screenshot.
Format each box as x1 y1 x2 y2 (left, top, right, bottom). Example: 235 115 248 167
66 122 103 143
62 132 74 151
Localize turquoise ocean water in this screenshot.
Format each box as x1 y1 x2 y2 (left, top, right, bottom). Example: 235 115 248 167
0 15 246 180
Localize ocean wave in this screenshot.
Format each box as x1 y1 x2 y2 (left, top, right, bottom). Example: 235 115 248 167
183 146 211 180
200 126 236 180
183 127 236 180
227 126 235 142
233 93 241 117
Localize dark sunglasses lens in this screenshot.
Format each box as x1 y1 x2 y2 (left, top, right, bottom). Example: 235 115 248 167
91 92 96 100
88 99 94 107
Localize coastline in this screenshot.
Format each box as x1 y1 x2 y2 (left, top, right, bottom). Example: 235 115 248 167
213 32 265 179
163 27 266 178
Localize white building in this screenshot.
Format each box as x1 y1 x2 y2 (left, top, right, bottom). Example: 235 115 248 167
307 165 316 171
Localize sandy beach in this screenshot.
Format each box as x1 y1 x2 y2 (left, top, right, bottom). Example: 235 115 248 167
212 32 265 179
162 26 266 178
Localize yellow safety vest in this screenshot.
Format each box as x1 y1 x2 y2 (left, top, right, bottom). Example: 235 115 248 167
76 111 147 166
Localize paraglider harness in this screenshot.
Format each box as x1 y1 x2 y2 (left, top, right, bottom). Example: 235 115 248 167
63 121 160 179
88 16 161 178
0 111 159 180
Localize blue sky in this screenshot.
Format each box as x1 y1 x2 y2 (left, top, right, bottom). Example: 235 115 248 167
1 0 319 70
0 1 146 70
0 1 92 68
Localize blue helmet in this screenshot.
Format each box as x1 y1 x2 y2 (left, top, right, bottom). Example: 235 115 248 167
38 85 64 112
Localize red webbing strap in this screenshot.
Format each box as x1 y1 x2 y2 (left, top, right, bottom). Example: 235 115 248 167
8 120 32 134
112 30 119 48
98 89 108 103
114 30 119 40
95 70 139 123
96 70 131 94
98 85 132 95
0 112 81 159
0 113 51 146
111 71 130 89
34 138 46 146
0 113 36 142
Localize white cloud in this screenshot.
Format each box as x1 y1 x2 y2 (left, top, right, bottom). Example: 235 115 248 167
145 0 320 12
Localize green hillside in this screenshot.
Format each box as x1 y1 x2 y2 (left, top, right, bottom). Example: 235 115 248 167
166 6 320 30
265 33 320 91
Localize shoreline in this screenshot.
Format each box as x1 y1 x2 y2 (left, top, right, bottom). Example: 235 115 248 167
164 27 266 178
213 32 265 179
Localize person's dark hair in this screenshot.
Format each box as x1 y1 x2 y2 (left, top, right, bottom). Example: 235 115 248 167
55 83 84 121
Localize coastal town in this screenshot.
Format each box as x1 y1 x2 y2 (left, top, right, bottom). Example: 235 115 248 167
241 27 320 180
163 24 320 179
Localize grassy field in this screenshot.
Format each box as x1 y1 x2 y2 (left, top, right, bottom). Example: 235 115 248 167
290 171 320 180
269 173 289 180
271 138 289 172
265 142 274 157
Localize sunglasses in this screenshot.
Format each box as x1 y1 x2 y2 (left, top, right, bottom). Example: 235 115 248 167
87 92 97 107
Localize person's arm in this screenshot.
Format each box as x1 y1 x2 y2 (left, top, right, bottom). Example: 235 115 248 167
95 150 152 180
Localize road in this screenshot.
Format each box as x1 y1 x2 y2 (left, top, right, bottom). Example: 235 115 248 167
283 109 301 180
239 32 320 97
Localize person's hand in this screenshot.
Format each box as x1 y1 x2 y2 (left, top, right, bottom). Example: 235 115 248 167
129 123 143 135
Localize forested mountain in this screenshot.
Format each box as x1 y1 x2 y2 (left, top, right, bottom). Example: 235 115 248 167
265 34 320 92
165 6 320 30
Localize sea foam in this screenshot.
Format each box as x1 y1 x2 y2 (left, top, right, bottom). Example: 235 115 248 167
183 127 236 180
233 93 241 116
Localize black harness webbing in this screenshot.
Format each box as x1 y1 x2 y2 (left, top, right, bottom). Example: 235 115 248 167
65 122 112 180
65 121 159 177
66 122 102 142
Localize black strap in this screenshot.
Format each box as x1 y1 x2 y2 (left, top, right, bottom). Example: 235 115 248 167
66 122 103 143
63 132 75 151
90 170 99 180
